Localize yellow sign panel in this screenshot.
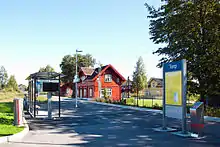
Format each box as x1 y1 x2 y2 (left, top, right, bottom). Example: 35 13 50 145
165 71 182 106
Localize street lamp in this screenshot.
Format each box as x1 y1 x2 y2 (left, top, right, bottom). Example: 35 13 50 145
74 49 83 108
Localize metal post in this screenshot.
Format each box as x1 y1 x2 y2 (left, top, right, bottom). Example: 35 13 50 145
137 87 139 107
34 78 37 118
75 50 78 108
152 97 153 107
47 92 52 119
162 63 167 130
127 76 130 98
58 74 61 117
182 59 187 134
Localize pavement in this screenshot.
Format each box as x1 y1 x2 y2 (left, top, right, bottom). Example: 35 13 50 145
1 97 220 147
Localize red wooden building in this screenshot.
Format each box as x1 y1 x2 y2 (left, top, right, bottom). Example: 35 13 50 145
77 64 126 101
60 83 73 97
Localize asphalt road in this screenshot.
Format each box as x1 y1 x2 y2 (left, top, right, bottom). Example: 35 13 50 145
2 98 220 147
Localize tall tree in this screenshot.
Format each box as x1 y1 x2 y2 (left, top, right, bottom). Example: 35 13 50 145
60 54 96 83
7 75 18 91
145 0 220 104
0 66 8 90
39 65 55 72
132 57 147 106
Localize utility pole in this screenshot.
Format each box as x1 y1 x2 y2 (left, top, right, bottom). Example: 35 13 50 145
98 64 102 98
127 76 130 98
74 49 82 108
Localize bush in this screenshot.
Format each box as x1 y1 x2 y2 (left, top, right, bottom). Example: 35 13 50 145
0 113 13 125
205 107 220 117
96 98 105 103
105 98 113 103
112 99 126 105
126 98 135 105
152 103 162 110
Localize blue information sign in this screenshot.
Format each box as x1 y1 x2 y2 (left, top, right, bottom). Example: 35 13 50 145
162 59 187 134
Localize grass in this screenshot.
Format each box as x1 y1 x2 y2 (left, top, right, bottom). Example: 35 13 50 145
0 102 13 113
37 95 47 103
126 97 163 107
0 101 24 137
0 90 24 102
0 124 24 137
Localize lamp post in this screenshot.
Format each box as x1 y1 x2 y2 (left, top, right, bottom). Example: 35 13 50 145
127 76 130 98
75 49 83 108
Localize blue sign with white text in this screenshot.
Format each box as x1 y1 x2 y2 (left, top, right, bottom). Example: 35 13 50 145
163 60 184 72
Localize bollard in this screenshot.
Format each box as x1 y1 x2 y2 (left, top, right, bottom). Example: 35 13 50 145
47 92 52 119
190 102 204 137
13 98 24 126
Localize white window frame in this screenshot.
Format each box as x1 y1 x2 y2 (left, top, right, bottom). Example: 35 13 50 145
80 89 82 98
152 82 156 88
89 88 93 97
101 88 112 98
104 74 112 82
84 88 87 98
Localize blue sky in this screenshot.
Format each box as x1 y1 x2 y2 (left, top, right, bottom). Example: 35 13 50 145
0 0 162 85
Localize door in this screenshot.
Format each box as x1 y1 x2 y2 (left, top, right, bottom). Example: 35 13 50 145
84 88 87 98
80 89 82 98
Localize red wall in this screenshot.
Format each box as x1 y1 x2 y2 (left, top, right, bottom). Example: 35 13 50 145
77 67 124 101
93 72 121 101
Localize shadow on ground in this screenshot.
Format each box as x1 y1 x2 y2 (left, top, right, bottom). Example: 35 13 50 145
10 99 220 147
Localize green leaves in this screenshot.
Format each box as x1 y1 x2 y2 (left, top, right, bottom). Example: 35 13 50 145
0 66 8 90
39 65 55 72
146 0 220 101
6 75 18 92
60 54 96 83
132 56 147 93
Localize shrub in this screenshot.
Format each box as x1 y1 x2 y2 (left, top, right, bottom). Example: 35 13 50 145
126 98 134 105
96 98 105 103
152 103 162 110
95 98 101 102
105 98 113 103
0 113 14 125
205 107 220 117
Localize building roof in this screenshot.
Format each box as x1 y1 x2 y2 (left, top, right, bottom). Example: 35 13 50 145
148 78 163 86
86 65 108 80
26 72 65 80
121 80 133 86
81 67 94 76
81 64 126 82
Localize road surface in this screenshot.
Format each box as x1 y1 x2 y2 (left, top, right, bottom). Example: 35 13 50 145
2 98 220 147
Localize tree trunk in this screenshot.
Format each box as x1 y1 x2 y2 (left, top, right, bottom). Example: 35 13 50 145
200 92 207 111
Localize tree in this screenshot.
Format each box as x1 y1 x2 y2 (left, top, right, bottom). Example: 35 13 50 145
60 54 96 96
39 65 55 72
7 75 18 91
0 66 8 90
145 0 220 104
132 57 147 106
60 54 96 83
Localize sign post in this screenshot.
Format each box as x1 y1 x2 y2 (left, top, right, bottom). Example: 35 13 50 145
155 60 189 136
47 92 52 119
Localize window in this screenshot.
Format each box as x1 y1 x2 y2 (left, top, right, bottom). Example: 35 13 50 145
101 88 112 98
117 78 120 83
104 74 112 82
84 88 87 98
152 82 156 88
80 89 82 98
66 88 70 94
89 88 93 97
